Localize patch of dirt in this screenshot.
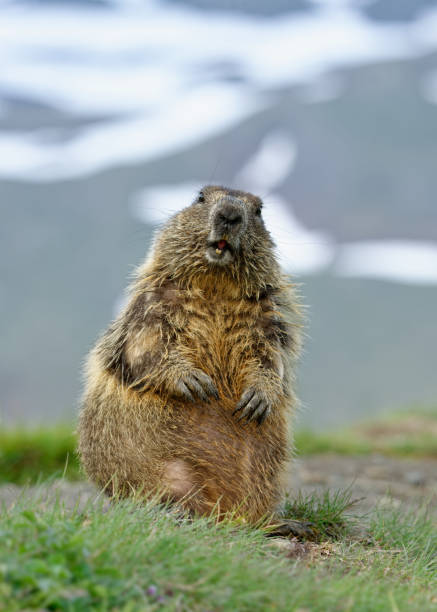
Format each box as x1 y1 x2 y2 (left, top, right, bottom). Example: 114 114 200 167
290 454 437 515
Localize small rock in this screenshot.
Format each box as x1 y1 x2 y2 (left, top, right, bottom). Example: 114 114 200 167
268 538 295 552
379 496 401 508
267 537 309 558
405 471 426 486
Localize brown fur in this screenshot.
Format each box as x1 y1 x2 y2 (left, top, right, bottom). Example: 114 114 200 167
78 186 302 523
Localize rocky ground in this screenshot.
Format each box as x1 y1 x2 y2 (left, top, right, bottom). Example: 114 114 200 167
1 454 435 518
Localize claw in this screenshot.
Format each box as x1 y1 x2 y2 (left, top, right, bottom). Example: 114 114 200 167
185 377 209 402
176 381 194 402
252 402 269 425
238 397 262 422
194 372 219 399
233 388 256 415
234 387 272 425
176 369 218 403
256 405 271 425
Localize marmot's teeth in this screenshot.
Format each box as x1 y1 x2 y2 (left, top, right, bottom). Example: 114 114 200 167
216 248 222 255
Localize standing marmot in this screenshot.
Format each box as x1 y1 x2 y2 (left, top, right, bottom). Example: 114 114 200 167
78 186 302 527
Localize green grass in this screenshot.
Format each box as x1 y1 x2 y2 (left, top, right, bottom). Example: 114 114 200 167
0 426 80 484
295 406 437 458
0 488 435 611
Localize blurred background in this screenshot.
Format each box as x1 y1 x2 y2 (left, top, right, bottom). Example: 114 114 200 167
1 0 437 429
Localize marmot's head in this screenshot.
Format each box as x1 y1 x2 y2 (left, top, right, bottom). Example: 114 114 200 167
202 186 271 266
148 186 282 296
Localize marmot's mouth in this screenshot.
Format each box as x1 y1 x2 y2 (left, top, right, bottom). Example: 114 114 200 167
206 238 234 264
215 239 228 255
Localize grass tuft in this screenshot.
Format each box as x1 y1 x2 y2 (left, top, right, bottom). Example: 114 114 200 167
282 488 360 541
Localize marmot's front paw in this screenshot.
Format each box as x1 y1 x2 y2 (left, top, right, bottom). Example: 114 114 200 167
233 387 272 425
174 369 219 403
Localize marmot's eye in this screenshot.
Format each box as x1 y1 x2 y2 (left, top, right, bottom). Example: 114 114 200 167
198 191 205 202
255 207 262 217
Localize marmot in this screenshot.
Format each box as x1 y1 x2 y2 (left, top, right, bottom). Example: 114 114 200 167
78 185 303 528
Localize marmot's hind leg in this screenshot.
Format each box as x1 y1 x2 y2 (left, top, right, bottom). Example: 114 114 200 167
265 519 317 541
162 457 248 518
162 459 213 516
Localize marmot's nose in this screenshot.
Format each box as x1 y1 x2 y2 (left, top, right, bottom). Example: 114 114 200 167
217 199 243 228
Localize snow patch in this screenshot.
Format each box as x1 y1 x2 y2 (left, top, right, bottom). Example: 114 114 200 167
235 132 297 193
335 241 437 284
